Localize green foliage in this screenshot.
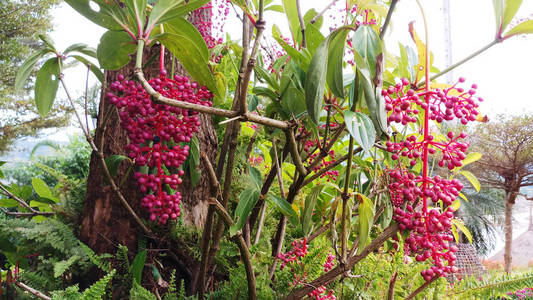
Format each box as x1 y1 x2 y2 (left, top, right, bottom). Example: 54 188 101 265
130 282 157 300
81 269 116 300
449 271 533 299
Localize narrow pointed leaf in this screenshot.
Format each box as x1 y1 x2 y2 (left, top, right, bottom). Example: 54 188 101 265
270 195 299 226
34 58 60 117
131 250 147 284
357 193 374 254
452 219 473 243
326 30 349 98
147 0 209 31
281 0 299 45
15 49 50 92
305 37 330 124
105 155 131 178
125 0 147 33
352 25 382 78
460 170 481 192
505 20 533 36
230 189 260 236
71 55 104 82
302 185 323 237
502 0 523 32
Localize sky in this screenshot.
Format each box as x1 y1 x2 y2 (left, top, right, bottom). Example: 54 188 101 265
28 0 533 256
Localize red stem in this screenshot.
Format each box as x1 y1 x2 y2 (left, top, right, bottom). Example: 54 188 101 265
160 45 165 74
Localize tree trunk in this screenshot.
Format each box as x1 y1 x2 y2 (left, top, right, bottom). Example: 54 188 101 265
504 191 515 273
79 7 217 290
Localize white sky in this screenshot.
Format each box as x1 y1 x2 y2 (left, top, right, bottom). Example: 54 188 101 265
47 0 533 256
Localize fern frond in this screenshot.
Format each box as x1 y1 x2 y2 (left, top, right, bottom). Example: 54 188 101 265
79 241 112 273
54 255 81 278
80 269 116 300
449 271 533 299
129 282 157 300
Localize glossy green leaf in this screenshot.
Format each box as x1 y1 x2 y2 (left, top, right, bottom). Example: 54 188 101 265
147 0 209 31
0 198 19 207
302 185 323 237
460 152 482 167
505 20 533 36
305 35 332 125
357 193 375 254
452 219 473 243
502 0 523 33
65 0 124 30
248 165 262 190
105 154 131 178
34 58 60 117
272 24 309 69
253 86 278 101
230 188 260 236
14 49 50 92
344 111 376 152
379 195 393 228
265 4 283 12
97 30 136 70
32 178 58 203
158 32 218 96
39 34 57 52
281 0 299 45
460 170 481 192
131 250 147 284
270 195 299 226
71 55 104 82
254 65 280 90
326 30 349 98
352 25 382 78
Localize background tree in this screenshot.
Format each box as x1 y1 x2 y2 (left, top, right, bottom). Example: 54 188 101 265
468 115 533 272
0 0 70 153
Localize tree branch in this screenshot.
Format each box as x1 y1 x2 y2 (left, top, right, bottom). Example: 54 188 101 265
15 281 51 300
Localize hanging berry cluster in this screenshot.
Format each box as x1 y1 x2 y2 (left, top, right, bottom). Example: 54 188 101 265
107 72 213 224
383 77 482 281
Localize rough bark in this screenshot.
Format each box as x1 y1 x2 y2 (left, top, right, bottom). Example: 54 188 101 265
504 191 516 273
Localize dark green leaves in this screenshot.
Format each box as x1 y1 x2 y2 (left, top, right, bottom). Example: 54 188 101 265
97 30 137 70
65 0 125 30
32 177 59 203
305 36 331 125
131 250 147 284
248 165 262 190
352 25 382 78
230 188 260 236
188 136 201 187
270 195 299 226
281 0 299 44
302 185 323 237
35 58 60 117
14 49 50 92
344 111 376 151
326 30 349 98
357 193 374 254
157 17 219 96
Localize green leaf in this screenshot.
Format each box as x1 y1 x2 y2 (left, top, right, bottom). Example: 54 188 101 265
502 0 523 33
265 4 283 12
188 136 201 187
281 0 299 45
71 55 104 82
326 30 349 98
97 30 137 70
254 65 280 90
450 199 461 211
505 19 533 36
228 0 254 22
0 198 19 207
146 0 209 31
125 0 147 33
460 170 481 192
344 111 376 152
452 219 473 243
131 250 147 284
357 193 375 254
65 0 124 30
39 34 57 52
158 31 218 97
253 87 278 101
230 189 260 236
248 165 262 190
272 24 309 69
302 185 323 237
105 155 131 178
54 256 81 278
456 152 482 171
305 36 330 124
352 25 382 78
32 177 58 203
34 58 60 117
269 195 299 226
15 49 50 92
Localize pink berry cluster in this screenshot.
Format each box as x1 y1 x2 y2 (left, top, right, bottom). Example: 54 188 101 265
384 78 482 281
278 239 336 300
190 1 228 49
383 77 482 126
107 72 212 224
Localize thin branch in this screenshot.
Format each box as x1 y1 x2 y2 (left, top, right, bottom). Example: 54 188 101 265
296 0 306 48
15 281 51 300
404 276 438 300
208 197 257 300
133 70 289 129
0 184 54 216
302 154 350 186
310 0 337 24
84 64 91 133
286 129 307 176
386 270 398 300
379 0 398 39
283 223 399 299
